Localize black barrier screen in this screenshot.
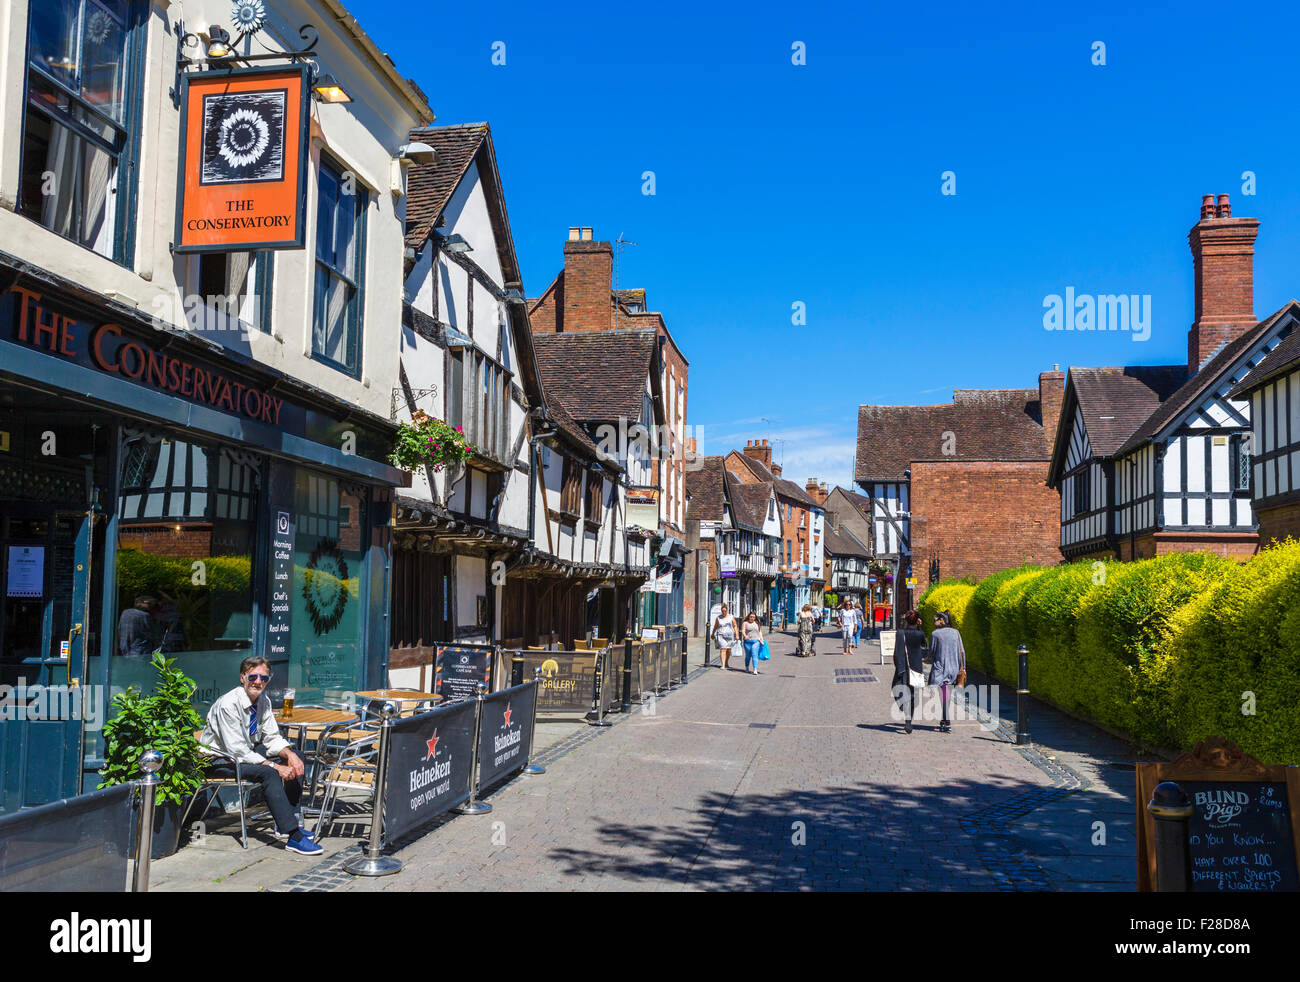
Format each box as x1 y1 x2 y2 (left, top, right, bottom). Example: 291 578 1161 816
0 783 134 891
435 643 494 702
508 650 598 713
383 700 477 840
596 648 618 715
477 681 538 789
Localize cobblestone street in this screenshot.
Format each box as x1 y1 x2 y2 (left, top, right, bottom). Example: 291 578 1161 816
303 628 1138 892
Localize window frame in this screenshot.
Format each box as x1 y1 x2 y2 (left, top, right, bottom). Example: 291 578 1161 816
18 0 146 265
311 155 368 378
1230 434 1252 494
446 345 512 464
1071 468 1091 518
559 454 582 520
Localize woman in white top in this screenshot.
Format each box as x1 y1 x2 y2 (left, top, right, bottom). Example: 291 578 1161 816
711 603 740 671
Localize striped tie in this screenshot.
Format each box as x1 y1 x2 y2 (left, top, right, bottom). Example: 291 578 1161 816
248 703 258 741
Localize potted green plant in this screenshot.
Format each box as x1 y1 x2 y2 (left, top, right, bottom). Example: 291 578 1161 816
389 409 476 473
99 652 206 859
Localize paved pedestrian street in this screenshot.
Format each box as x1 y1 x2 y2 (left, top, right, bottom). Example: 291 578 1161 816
275 629 1137 893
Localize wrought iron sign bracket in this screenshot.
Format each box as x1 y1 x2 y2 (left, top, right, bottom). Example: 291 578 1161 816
171 15 321 107
392 387 438 421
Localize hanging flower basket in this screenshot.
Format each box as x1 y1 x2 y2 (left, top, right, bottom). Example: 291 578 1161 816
390 410 476 472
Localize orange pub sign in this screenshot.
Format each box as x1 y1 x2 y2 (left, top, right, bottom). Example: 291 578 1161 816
174 65 310 253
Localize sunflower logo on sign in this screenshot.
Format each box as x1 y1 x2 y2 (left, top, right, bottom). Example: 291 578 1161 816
231 0 267 34
199 89 286 185
302 539 349 635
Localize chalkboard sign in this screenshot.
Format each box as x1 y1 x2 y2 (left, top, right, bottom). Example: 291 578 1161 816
1137 737 1300 892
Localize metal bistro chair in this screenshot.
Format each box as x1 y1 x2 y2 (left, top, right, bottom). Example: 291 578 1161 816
185 735 261 849
313 731 380 839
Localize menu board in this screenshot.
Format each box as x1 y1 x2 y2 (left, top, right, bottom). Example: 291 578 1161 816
433 644 493 702
1137 738 1300 892
6 545 44 598
267 510 293 661
1184 781 1299 892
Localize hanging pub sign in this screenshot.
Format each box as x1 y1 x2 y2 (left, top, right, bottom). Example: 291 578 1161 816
175 65 310 253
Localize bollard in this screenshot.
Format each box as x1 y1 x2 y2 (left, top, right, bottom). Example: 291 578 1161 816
621 636 633 713
704 628 711 669
455 683 493 815
131 749 163 892
1015 643 1030 746
680 631 688 686
523 671 546 776
344 702 403 877
1148 781 1194 892
511 652 524 688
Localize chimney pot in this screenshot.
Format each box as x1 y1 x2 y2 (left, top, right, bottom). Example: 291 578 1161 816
581 227 593 241
568 227 580 241
1217 193 1231 218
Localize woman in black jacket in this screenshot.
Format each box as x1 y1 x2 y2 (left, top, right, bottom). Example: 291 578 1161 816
891 609 928 733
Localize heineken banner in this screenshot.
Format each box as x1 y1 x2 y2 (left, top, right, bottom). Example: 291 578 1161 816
476 681 538 789
434 643 494 702
383 699 476 840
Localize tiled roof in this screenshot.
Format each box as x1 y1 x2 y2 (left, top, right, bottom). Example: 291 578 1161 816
1069 365 1188 456
1230 303 1300 397
856 389 1047 482
403 123 489 251
685 456 726 523
531 330 657 422
1119 302 1296 455
823 525 870 559
775 477 818 509
727 480 773 532
544 393 601 459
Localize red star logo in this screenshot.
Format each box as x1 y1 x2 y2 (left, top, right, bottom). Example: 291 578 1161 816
502 704 513 728
425 730 439 760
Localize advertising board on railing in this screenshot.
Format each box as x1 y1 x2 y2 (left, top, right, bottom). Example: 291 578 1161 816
434 643 493 702
476 681 538 789
383 700 477 840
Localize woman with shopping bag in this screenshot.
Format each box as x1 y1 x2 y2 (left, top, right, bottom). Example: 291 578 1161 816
891 609 928 733
741 611 765 675
929 610 967 733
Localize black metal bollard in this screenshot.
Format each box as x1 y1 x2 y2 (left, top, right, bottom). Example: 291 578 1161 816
1016 643 1030 746
621 636 633 713
680 631 688 685
704 628 711 668
1148 781 1194 892
511 652 524 688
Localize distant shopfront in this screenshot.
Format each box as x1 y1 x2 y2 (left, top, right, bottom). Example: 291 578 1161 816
0 261 405 808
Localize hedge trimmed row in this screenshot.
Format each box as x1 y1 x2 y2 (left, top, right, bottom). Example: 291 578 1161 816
917 543 1300 765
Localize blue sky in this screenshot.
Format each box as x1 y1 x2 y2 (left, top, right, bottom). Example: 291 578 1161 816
354 0 1300 489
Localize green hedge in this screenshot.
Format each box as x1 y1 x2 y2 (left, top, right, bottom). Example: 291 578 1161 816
917 544 1300 765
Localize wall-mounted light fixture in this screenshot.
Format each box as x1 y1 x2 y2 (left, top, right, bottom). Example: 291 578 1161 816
440 233 471 255
312 74 352 103
396 142 436 165
205 25 234 60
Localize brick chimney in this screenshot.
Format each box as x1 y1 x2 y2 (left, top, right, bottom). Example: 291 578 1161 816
1188 194 1259 374
1038 364 1065 458
742 439 772 470
561 230 613 332
805 479 829 505
771 462 783 477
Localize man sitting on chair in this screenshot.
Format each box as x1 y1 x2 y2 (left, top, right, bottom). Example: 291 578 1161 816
200 656 322 856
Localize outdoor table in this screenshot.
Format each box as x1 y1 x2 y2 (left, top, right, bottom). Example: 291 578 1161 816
356 689 441 715
274 707 362 816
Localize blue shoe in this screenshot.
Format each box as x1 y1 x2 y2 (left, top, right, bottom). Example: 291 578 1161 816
273 826 316 842
285 830 324 856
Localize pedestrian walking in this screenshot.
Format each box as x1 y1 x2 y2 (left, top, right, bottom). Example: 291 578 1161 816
890 609 928 733
928 610 967 732
741 611 765 675
838 601 853 654
851 601 863 649
711 602 740 671
796 603 817 656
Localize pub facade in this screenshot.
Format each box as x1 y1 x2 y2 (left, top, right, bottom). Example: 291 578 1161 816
0 0 432 808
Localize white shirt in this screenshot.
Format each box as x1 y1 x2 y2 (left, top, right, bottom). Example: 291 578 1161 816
200 686 290 765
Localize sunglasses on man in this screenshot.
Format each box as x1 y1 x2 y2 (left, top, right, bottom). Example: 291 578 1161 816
246 673 271 683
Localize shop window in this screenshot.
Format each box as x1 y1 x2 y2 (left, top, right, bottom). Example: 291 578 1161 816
312 157 366 376
111 430 260 710
288 469 367 704
446 347 510 463
19 0 139 261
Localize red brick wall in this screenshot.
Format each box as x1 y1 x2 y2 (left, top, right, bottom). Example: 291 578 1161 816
1257 502 1300 546
560 240 613 332
910 460 1061 586
1152 531 1258 560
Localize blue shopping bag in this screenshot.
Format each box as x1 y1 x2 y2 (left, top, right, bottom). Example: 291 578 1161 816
757 641 770 661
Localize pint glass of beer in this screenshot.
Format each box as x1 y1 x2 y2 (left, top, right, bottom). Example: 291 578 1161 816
283 688 295 719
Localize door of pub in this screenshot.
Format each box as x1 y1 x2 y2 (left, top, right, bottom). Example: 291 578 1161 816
0 501 95 812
